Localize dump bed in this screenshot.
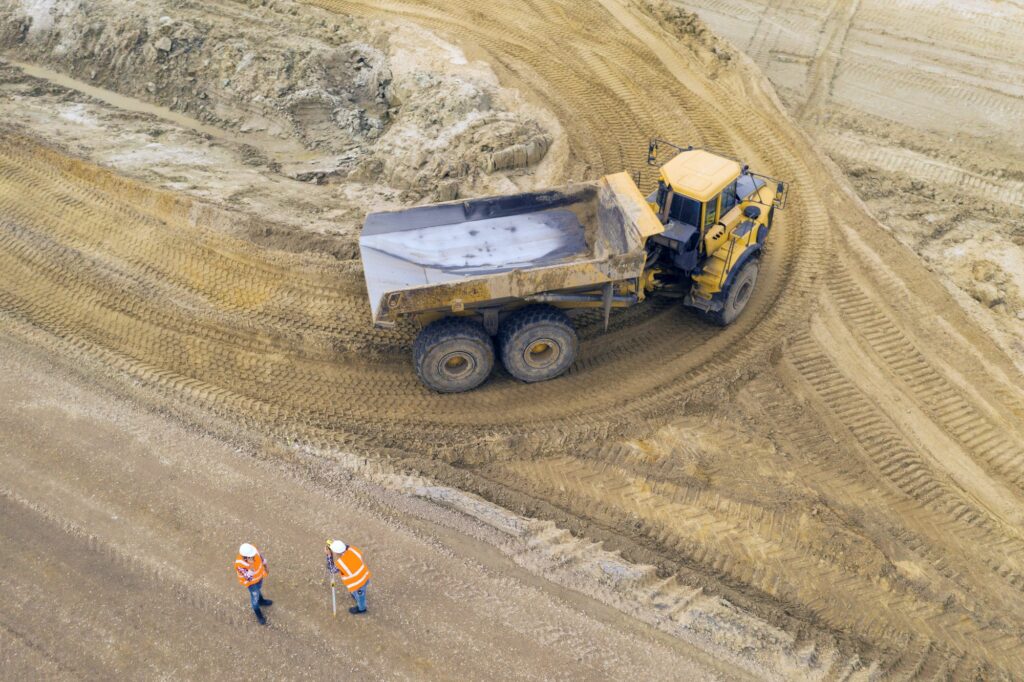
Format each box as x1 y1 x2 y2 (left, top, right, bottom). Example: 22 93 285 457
359 172 663 326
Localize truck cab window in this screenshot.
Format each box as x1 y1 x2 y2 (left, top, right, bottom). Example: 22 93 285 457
669 193 701 226
736 173 766 202
703 196 719 231
719 181 739 215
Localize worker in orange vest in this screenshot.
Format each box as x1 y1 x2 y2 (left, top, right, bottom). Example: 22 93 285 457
235 543 272 625
325 539 371 614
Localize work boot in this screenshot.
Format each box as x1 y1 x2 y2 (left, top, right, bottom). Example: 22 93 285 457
258 597 273 606
254 608 267 625
348 606 367 615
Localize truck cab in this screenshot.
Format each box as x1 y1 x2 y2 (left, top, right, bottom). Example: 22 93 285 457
650 149 767 273
644 144 785 324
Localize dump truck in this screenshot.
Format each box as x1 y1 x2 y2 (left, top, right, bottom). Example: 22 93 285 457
360 141 788 392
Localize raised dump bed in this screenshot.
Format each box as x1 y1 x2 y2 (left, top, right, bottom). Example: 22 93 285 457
359 172 662 329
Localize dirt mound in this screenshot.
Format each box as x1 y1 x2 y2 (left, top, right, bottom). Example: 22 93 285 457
636 0 735 73
0 0 551 201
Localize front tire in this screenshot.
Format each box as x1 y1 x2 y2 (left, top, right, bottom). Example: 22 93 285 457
498 305 578 383
708 259 759 327
414 317 494 393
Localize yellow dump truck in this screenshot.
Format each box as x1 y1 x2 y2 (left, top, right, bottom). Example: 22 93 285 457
360 141 788 392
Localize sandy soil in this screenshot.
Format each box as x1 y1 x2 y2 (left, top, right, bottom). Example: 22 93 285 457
0 333 741 680
2 0 1024 679
0 0 560 247
678 0 1024 369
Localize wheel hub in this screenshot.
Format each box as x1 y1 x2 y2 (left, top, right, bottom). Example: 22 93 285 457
438 351 475 379
524 338 560 369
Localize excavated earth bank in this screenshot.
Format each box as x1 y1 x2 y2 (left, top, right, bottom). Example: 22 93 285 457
0 0 556 251
2 0 1024 679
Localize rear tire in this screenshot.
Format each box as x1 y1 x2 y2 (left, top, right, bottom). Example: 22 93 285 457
707 259 759 327
414 317 494 393
498 305 578 383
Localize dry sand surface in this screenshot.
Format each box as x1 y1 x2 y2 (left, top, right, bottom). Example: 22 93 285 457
2 0 1024 679
0 336 739 680
681 0 1024 368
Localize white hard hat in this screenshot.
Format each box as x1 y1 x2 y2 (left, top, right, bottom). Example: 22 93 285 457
330 540 347 553
239 543 258 557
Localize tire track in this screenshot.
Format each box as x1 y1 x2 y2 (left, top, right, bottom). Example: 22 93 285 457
820 134 1024 208
0 487 249 628
745 370 1024 677
855 1 1024 65
826 268 1024 497
1 0 832 459
797 0 861 121
489 454 1015 671
3 0 1024 676
0 135 761 453
832 57 1024 122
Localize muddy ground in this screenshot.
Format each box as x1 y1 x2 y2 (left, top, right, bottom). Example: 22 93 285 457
2 0 1024 679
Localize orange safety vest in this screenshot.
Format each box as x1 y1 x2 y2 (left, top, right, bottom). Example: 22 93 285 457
334 546 371 592
234 551 268 587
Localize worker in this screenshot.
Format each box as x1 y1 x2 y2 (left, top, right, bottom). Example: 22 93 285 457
325 539 371 614
235 542 272 625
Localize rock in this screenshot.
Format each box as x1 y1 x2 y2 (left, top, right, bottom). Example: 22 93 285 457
434 181 459 202
485 138 549 173
971 259 999 283
968 281 1002 308
155 36 172 52
526 135 551 165
145 81 156 93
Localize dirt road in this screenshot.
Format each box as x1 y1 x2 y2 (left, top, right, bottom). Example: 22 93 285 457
2 0 1024 677
0 334 744 680
682 0 1024 366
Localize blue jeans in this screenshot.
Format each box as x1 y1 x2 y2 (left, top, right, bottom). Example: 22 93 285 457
247 580 264 613
351 581 369 611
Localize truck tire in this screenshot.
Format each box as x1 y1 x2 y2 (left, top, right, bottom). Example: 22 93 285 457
414 317 494 393
498 305 578 383
708 259 759 327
